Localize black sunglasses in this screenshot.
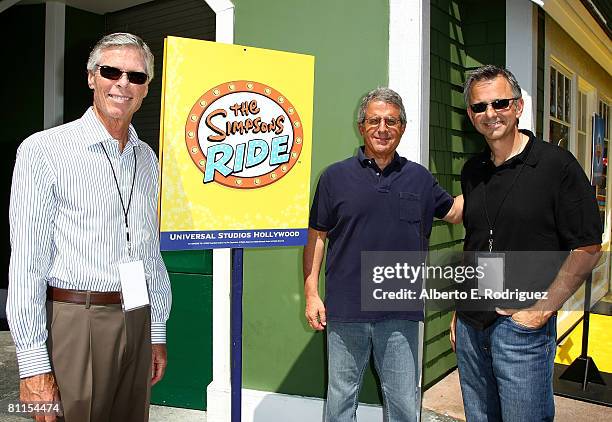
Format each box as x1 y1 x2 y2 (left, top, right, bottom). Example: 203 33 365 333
96 65 148 85
469 97 519 114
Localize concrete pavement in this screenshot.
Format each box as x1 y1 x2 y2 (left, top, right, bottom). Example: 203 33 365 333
11 326 606 421
0 327 459 422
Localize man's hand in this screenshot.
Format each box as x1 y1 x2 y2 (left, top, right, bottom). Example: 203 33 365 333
305 294 327 331
496 245 601 330
449 311 457 352
496 307 552 330
19 372 62 422
151 344 167 386
303 228 328 331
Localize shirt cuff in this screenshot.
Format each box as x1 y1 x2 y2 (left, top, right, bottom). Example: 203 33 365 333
151 322 166 344
16 347 52 379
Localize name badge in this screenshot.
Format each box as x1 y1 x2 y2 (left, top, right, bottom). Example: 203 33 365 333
118 260 150 311
476 252 505 297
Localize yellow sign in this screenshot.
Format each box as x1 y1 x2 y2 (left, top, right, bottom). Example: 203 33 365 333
159 37 314 250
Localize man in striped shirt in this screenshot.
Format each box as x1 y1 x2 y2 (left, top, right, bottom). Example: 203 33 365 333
7 33 172 422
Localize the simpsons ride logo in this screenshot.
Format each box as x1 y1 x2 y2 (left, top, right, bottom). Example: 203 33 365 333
185 80 304 189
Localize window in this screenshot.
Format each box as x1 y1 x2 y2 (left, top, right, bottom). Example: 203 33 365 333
577 90 588 171
596 99 610 234
549 66 572 149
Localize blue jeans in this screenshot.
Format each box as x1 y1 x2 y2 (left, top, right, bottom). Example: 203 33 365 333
456 315 557 422
325 319 420 422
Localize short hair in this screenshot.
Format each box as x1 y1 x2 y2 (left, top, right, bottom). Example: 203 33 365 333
463 65 522 106
357 87 407 125
87 32 154 82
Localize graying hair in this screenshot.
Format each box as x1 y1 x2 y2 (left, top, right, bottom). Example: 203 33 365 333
463 65 522 107
357 87 407 125
87 32 154 82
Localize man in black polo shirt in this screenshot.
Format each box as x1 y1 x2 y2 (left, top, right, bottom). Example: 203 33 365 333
451 65 602 421
304 87 463 422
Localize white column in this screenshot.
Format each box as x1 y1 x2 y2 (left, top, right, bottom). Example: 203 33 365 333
389 0 430 167
506 0 537 132
206 0 234 43
203 3 234 421
388 3 428 416
206 248 232 421
44 1 65 129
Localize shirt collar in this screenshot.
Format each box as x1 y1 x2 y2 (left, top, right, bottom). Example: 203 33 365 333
79 107 142 149
477 129 541 168
357 146 401 171
518 129 541 166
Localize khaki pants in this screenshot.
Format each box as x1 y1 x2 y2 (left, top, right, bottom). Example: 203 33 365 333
46 301 151 422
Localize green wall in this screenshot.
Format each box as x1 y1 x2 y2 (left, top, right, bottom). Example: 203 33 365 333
426 0 505 386
234 0 389 402
154 251 213 409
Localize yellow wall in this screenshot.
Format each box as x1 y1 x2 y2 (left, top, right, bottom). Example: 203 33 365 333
546 15 612 100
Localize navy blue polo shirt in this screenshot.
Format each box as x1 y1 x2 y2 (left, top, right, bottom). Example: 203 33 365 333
309 147 454 322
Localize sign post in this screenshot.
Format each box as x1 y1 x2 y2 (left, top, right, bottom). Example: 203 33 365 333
157 37 315 421
230 248 244 422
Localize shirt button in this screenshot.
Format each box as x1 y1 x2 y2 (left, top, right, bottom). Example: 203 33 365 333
376 172 380 176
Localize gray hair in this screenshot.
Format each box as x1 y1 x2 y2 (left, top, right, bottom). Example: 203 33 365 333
87 32 154 81
463 65 522 107
357 87 407 125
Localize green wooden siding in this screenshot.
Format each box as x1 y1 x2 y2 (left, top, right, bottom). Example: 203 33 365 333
425 0 505 387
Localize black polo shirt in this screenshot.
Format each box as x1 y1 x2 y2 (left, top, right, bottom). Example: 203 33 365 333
458 129 602 330
309 147 453 322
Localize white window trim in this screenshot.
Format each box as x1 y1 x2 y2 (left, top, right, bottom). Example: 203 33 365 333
576 90 589 173
544 57 575 152
577 79 596 177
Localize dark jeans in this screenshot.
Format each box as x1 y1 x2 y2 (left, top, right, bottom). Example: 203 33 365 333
456 315 557 422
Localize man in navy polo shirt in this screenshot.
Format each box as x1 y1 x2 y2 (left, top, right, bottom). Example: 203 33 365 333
304 87 463 422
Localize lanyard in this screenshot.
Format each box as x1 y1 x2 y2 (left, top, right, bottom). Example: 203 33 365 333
100 143 137 257
482 142 531 252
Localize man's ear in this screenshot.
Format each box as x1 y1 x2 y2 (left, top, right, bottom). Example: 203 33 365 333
358 123 365 137
87 71 95 90
514 97 524 118
399 123 406 137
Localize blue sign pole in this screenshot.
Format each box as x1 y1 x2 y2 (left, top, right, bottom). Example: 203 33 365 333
231 248 244 422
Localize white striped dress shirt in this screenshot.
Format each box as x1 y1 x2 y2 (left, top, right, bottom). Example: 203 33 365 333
7 107 172 378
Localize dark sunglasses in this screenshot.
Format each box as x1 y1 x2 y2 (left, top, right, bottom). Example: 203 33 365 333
469 97 519 114
96 65 148 85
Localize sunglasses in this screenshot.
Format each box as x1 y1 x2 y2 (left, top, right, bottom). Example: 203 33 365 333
96 65 148 85
469 97 519 114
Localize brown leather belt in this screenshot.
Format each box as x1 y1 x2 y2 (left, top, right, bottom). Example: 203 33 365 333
47 286 122 305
